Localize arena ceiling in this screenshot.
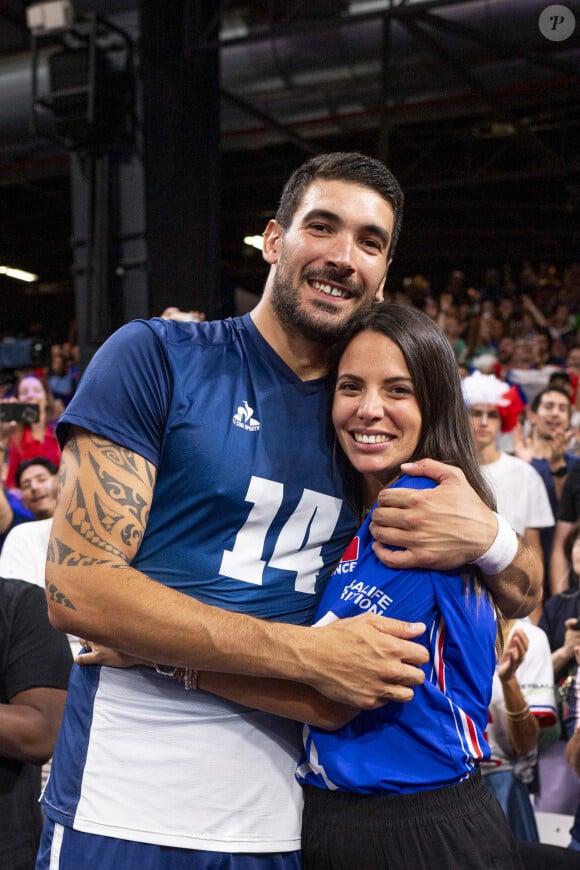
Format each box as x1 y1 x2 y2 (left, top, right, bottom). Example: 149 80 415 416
0 0 578 330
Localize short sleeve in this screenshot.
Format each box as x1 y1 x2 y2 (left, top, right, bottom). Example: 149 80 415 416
4 582 72 700
57 320 173 468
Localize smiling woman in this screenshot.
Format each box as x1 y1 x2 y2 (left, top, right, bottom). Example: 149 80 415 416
329 305 496 521
332 329 422 506
294 306 520 868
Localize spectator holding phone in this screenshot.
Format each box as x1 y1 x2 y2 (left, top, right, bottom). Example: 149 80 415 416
0 374 61 489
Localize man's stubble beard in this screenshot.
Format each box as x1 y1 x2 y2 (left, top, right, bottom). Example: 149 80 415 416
269 254 379 347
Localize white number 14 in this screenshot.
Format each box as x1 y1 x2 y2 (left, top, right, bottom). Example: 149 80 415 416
219 476 342 595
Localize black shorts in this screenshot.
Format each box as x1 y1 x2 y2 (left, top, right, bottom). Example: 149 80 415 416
301 769 523 870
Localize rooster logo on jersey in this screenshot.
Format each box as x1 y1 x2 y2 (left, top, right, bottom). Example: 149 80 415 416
233 400 261 431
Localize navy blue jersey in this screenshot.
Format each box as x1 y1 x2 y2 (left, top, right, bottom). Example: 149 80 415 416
43 315 357 851
57 315 356 623
297 475 496 795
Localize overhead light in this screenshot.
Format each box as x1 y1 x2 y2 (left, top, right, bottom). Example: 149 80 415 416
26 1 74 35
243 235 264 251
0 266 39 283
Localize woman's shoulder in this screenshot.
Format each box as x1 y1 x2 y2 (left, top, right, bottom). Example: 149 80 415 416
391 473 436 492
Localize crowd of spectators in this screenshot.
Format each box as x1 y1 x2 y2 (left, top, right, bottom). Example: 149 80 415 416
388 259 580 855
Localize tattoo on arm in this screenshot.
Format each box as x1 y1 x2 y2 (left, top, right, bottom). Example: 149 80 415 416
67 434 81 466
56 462 66 499
58 435 152 560
65 480 129 560
46 582 77 610
88 454 149 529
48 536 127 571
87 436 152 484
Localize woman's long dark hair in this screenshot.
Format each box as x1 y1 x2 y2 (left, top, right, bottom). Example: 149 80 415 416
329 304 497 521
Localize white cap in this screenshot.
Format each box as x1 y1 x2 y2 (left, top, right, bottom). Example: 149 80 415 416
462 370 511 408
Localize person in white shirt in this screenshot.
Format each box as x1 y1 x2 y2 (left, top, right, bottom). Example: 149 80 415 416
463 372 554 591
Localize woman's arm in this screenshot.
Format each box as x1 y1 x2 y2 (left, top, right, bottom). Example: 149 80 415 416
76 644 358 730
198 672 358 730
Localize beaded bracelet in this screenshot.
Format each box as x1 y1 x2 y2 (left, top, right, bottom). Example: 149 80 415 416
172 667 199 692
154 664 199 691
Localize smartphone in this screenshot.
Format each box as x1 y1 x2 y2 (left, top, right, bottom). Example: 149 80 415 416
0 402 40 424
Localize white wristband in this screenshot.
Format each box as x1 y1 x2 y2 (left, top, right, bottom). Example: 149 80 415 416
474 512 518 575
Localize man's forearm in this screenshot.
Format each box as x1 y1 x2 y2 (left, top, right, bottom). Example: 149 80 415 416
482 536 542 618
47 555 305 677
48 427 428 709
47 553 428 709
369 460 541 622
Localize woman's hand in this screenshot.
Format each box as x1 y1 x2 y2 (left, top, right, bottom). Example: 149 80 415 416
75 640 151 669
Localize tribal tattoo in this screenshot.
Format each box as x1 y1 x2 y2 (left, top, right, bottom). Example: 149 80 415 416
88 435 155 488
47 535 125 571
67 434 81 466
56 435 153 563
88 454 149 529
64 480 133 561
46 582 76 610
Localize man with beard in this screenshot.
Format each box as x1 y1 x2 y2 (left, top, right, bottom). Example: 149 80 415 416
38 152 540 870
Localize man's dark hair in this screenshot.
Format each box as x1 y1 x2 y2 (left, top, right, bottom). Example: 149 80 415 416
275 152 405 260
531 385 572 415
15 457 58 488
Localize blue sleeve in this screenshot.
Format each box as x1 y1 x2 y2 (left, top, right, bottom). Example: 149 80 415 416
432 575 496 718
57 320 173 468
314 475 440 626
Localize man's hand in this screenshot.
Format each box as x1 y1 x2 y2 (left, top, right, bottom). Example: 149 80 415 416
369 459 496 571
368 457 542 617
512 423 534 464
303 615 428 708
76 618 429 712
547 427 572 466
